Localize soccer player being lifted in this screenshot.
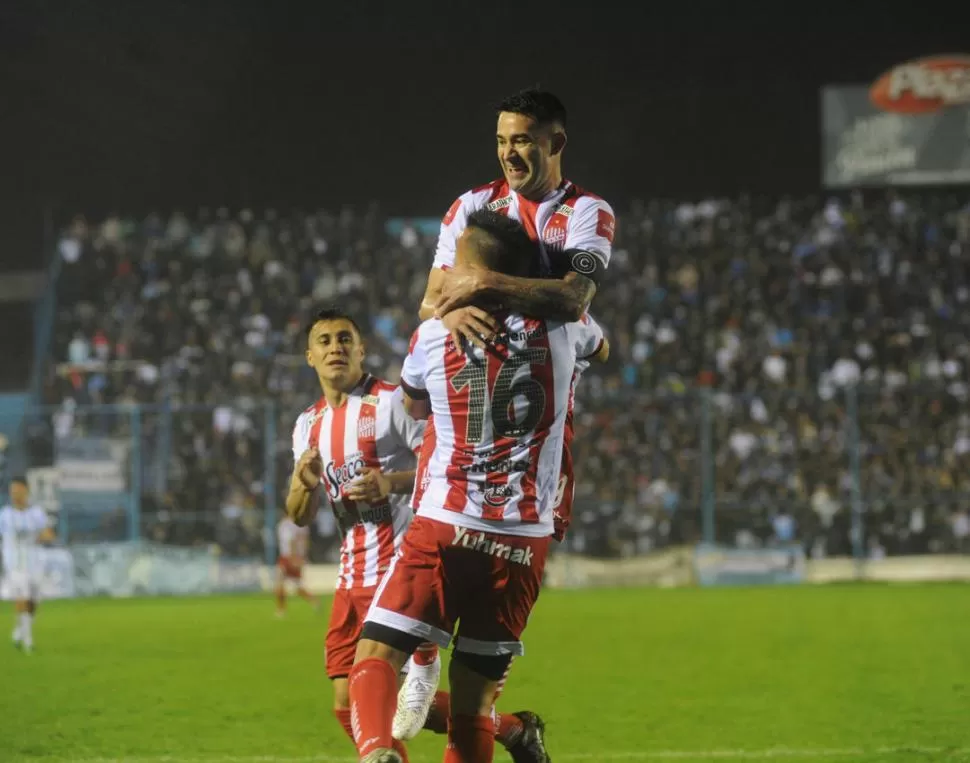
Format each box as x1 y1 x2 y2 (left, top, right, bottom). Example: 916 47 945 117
348 211 607 763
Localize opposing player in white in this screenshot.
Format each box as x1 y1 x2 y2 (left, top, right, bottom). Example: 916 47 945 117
0 477 54 655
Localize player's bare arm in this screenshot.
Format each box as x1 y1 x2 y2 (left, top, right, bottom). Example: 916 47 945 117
401 389 431 421
285 447 322 527
436 266 595 323
344 467 416 504
419 268 446 321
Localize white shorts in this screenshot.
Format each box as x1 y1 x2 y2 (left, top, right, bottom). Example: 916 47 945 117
2 570 40 601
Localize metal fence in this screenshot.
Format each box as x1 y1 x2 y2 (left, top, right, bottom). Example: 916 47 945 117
21 383 970 564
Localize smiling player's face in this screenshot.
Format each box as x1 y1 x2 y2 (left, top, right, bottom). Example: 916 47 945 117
305 319 365 388
496 111 564 199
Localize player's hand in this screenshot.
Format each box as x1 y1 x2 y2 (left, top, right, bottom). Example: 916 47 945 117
296 447 323 490
440 307 500 354
434 267 489 317
344 467 391 504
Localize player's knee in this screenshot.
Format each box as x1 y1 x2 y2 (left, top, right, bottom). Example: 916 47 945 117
356 622 422 673
331 678 350 710
449 651 511 716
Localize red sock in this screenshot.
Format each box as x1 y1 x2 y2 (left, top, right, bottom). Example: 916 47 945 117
445 714 494 763
424 690 451 734
393 739 410 762
334 708 355 744
348 658 397 757
336 709 412 761
494 712 525 748
413 642 439 666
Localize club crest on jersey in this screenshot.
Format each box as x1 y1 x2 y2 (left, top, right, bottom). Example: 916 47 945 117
324 452 365 502
487 196 513 212
543 226 567 248
357 416 376 440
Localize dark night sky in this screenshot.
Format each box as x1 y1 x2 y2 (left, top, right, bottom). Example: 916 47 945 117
0 0 963 266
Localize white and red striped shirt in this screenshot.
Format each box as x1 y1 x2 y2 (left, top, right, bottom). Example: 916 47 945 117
277 518 309 560
434 178 615 278
401 314 604 538
291 375 425 590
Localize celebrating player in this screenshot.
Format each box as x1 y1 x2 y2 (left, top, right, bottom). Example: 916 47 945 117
348 211 607 763
273 516 319 617
285 307 546 762
419 87 615 331
0 477 55 655
285 307 423 762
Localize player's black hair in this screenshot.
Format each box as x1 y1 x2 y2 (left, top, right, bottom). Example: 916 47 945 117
304 307 363 343
465 209 535 277
496 87 567 129
9 476 28 487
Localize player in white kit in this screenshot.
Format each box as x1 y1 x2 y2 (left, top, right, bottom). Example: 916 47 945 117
0 477 54 654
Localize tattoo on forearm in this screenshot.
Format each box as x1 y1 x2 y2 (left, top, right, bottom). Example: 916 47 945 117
494 273 594 321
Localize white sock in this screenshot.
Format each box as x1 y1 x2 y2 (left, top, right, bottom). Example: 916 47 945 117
19 613 33 648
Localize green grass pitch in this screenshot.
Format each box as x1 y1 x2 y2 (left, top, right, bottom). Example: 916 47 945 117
1 585 968 762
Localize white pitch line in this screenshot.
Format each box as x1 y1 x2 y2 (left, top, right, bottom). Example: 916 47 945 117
54 747 970 763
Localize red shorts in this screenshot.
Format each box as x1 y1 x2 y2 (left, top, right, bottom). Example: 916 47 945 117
277 556 303 580
366 516 550 657
325 586 377 679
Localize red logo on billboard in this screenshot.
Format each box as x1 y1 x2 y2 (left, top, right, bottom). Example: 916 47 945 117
869 55 970 114
596 209 615 243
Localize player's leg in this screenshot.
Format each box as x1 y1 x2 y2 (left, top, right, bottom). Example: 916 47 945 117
295 583 319 610
10 573 36 653
11 598 26 648
422 681 537 754
274 563 287 617
444 652 506 763
20 597 37 653
445 531 552 763
393 641 442 740
349 517 452 763
326 589 362 747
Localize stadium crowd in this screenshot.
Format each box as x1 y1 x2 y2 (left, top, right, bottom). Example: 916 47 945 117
26 191 970 559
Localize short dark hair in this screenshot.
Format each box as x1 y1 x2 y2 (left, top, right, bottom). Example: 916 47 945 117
496 87 567 129
10 476 27 488
304 307 363 342
465 210 535 277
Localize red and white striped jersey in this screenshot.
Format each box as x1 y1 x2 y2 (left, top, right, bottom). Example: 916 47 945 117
291 375 425 590
434 178 615 278
401 314 605 538
277 518 309 559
